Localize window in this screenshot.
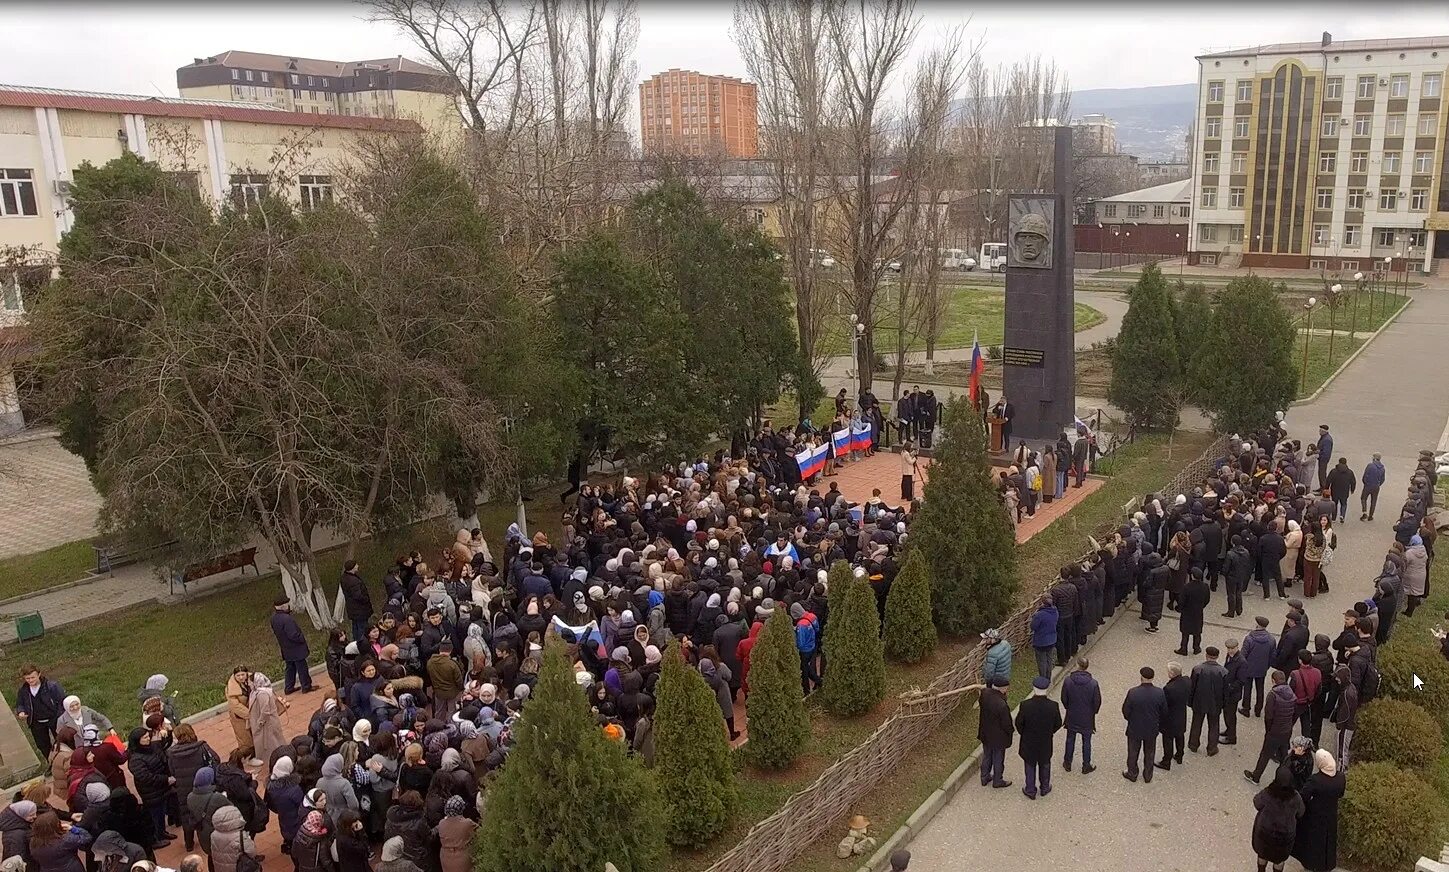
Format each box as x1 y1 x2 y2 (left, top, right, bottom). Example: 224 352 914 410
1379 189 1399 210
1377 228 1397 247
1386 114 1406 136
1312 224 1330 245
1350 151 1369 173
322 78 329 87
1414 150 1434 173
1326 77 1343 99
1411 188 1429 210
1319 152 1337 173
1347 188 1366 209
1383 151 1402 173
1310 258 1327 270
1234 118 1250 137
228 173 268 206
1231 152 1247 173
1343 260 1359 271
244 70 254 82
290 73 299 84
1343 225 1361 246
1153 204 1165 218
1390 74 1410 98
1200 187 1217 208
1357 75 1376 99
1314 187 1334 209
1237 79 1253 102
1353 114 1372 136
1408 229 1428 248
1127 204 1146 218
306 75 314 86
1103 204 1117 218
1228 187 1245 207
1198 223 1218 242
1229 225 1244 243
1207 80 1224 102
1201 254 1218 265
1321 117 1339 136
0 169 38 217
1205 118 1222 138
231 69 239 80
260 72 269 83
1426 74 1443 98
1178 205 1191 219
1419 114 1438 136
1203 153 1219 173
299 175 333 210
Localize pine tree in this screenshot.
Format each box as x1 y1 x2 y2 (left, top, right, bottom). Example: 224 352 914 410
1171 282 1215 402
475 641 666 872
909 397 1019 636
826 559 855 640
653 647 737 847
1189 275 1298 433
884 549 937 663
1108 262 1182 429
742 612 810 770
820 568 887 716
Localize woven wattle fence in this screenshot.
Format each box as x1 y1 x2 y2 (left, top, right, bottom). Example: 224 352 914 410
701 435 1229 872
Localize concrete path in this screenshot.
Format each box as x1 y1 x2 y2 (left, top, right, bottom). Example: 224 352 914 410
903 285 1449 872
0 430 101 559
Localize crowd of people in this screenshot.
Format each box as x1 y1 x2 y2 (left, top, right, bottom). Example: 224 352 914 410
6 440 929 872
976 418 1441 872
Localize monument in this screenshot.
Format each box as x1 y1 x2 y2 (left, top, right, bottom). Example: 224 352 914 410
1002 126 1076 443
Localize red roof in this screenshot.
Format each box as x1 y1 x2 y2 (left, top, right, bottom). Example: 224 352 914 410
0 87 423 133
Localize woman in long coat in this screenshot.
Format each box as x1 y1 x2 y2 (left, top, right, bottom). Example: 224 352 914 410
1166 531 1190 610
1252 766 1305 872
1291 749 1346 872
1280 520 1303 584
247 673 288 769
224 668 254 760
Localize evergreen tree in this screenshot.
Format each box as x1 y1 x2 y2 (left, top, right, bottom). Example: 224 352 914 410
653 648 737 847
475 641 666 872
909 397 1019 636
1189 275 1298 433
820 565 887 716
1171 282 1215 402
884 549 937 663
1108 262 1182 429
826 559 855 633
742 612 810 770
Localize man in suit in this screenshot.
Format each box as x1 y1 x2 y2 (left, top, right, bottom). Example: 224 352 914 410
1122 665 1169 783
1014 675 1064 799
992 396 1014 449
1157 662 1191 770
977 676 1014 789
1188 646 1229 755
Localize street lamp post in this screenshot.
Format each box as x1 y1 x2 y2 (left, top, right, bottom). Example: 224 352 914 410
1174 232 1183 277
1352 271 1364 336
1300 296 1318 395
1326 283 1342 366
848 315 866 395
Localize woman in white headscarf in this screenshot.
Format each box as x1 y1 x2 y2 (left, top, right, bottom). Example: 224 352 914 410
56 696 112 737
247 673 289 770
1280 520 1303 584
1291 749 1345 872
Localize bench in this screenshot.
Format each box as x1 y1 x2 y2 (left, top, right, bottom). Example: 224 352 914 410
170 547 260 594
92 540 179 576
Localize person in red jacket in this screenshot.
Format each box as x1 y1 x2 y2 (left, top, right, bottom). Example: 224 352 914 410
1289 650 1322 739
736 621 765 695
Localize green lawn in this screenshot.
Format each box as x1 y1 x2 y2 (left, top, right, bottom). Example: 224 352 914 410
1295 333 1366 399
818 287 1105 357
0 540 97 602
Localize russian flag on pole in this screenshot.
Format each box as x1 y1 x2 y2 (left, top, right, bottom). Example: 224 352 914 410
831 427 852 457
969 329 985 404
850 421 873 453
795 443 830 479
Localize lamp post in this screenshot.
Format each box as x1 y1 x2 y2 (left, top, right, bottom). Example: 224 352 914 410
848 315 866 395
1352 271 1364 336
1300 296 1317 395
1174 232 1183 277
1326 283 1342 366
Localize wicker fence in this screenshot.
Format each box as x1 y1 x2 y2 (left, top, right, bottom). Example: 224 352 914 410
702 434 1230 872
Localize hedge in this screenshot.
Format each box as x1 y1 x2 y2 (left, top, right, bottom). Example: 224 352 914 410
1377 636 1449 736
1340 761 1449 871
1353 698 1443 769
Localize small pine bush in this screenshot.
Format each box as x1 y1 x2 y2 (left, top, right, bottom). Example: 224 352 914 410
820 568 886 716
743 612 810 769
653 648 737 847
884 549 936 663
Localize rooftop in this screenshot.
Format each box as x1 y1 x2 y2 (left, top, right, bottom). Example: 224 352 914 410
1093 178 1192 204
182 51 447 79
0 83 423 132
1199 35 1449 59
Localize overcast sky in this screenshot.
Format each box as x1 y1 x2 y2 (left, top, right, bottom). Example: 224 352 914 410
2 2 1448 100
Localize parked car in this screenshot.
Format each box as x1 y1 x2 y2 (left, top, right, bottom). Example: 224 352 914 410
941 248 977 270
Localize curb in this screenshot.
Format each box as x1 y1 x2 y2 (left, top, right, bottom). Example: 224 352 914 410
0 572 121 610
1293 296 1412 406
856 600 1137 872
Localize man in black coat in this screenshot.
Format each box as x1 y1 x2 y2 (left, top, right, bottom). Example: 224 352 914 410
1049 570 1079 666
14 665 66 756
338 560 375 643
1257 526 1287 598
1060 657 1101 773
977 677 1014 789
1245 669 1296 783
1122 666 1169 783
270 596 314 694
1157 663 1191 770
1188 646 1229 754
1273 610 1309 675
1223 536 1252 618
1221 638 1244 744
1014 676 1063 799
1071 434 1090 488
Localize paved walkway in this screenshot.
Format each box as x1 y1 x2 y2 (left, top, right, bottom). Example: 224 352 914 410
904 285 1449 871
0 431 101 559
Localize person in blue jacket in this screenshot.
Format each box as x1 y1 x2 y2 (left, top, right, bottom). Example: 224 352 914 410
981 628 1013 686
1239 616 1278 717
1359 453 1386 521
1029 596 1059 681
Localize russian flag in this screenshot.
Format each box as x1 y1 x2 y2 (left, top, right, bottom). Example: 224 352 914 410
832 427 852 457
796 443 830 479
969 330 985 404
850 421 873 453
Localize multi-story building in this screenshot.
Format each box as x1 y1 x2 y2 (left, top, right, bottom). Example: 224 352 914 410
1189 33 1449 272
1074 113 1119 154
639 70 758 158
176 51 457 134
1142 160 1192 182
0 84 420 433
1091 178 1193 225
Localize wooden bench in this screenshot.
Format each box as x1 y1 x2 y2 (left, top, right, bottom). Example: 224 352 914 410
92 540 179 576
170 547 260 594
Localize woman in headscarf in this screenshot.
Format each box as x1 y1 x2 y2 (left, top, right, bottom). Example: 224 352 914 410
316 755 358 827
133 675 176 726
48 726 76 803
1251 765 1305 872
124 728 172 848
184 768 230 859
376 836 420 872
87 733 128 790
332 809 371 872
1280 520 1303 586
247 673 288 769
382 791 429 870
265 755 305 855
289 809 334 872
1291 748 1346 872
95 787 156 861
223 667 254 763
56 697 111 738
0 799 37 864
434 796 477 872
27 810 92 872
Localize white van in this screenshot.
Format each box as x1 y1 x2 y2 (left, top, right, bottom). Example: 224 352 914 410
979 242 1007 272
941 248 977 271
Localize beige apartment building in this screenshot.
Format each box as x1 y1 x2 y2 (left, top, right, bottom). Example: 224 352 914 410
639 70 758 158
0 84 420 433
177 51 457 135
1190 34 1449 272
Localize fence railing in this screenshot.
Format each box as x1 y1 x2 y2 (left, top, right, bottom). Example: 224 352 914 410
702 434 1230 872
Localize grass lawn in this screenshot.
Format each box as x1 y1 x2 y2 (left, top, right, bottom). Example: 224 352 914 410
6 495 562 736
1286 289 1409 335
0 539 97 602
1294 333 1366 399
817 287 1105 357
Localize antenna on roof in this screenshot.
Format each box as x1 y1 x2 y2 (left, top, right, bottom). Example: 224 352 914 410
1321 32 1332 48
